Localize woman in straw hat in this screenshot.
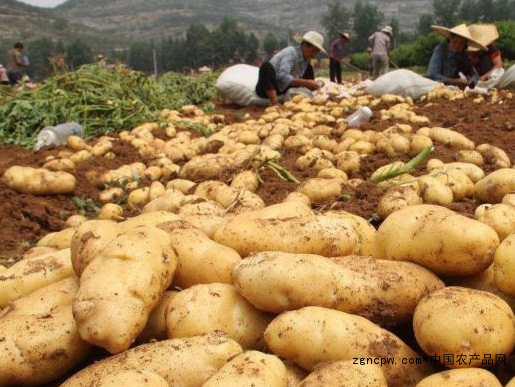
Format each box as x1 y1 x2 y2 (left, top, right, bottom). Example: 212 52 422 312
255 31 327 105
368 26 393 79
427 24 487 89
329 31 351 84
468 24 503 82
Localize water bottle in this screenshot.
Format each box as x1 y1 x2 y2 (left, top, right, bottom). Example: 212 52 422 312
345 106 373 129
34 122 83 151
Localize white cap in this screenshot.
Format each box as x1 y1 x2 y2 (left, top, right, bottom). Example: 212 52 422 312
301 31 328 55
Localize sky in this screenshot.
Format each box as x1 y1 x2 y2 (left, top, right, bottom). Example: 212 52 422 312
17 0 67 7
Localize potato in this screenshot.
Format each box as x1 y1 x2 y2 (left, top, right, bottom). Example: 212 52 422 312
503 193 515 206
323 211 376 255
67 135 90 151
230 170 259 192
60 333 243 387
91 140 113 157
377 186 422 219
493 233 515 297
142 191 186 213
233 252 443 326
317 168 348 181
297 178 342 204
66 214 87 228
419 127 474 150
411 134 433 154
457 150 484 166
70 150 93 164
71 220 120 276
283 192 311 205
0 265 5 273
415 369 502 387
99 187 124 204
157 221 241 288
0 305 92 387
43 158 76 173
434 168 474 201
417 175 454 205
349 140 376 155
475 169 515 203
202 351 287 387
73 226 178 353
508 377 515 387
127 187 150 209
148 181 166 202
97 370 169 387
166 283 271 349
298 361 387 387
265 307 430 387
137 291 177 343
2 166 76 195
477 143 511 168
22 246 56 260
428 161 485 183
144 166 163 181
374 205 499 276
0 249 73 308
284 361 308 387
119 211 180 231
413 287 515 367
166 179 196 194
475 203 515 241
195 181 265 212
335 151 361 174
37 227 76 249
98 203 124 221
235 201 314 221
214 216 360 257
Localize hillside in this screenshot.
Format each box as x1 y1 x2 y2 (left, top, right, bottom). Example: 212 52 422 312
54 0 433 41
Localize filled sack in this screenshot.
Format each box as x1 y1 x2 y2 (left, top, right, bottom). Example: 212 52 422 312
366 69 439 100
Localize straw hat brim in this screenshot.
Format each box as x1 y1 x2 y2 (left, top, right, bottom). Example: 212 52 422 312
468 24 499 52
294 34 328 55
432 24 487 51
338 31 351 41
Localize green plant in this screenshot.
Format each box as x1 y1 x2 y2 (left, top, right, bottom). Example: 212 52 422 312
349 52 370 70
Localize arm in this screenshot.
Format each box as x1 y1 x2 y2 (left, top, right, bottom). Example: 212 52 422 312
427 45 448 83
275 48 319 91
14 52 28 67
480 53 503 81
289 78 319 90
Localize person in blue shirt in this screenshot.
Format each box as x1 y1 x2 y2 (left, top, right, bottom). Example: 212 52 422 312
255 31 327 105
427 24 487 90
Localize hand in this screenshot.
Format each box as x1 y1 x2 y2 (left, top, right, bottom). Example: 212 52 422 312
479 74 490 82
456 78 471 90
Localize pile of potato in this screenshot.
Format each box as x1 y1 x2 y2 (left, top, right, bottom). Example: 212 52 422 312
3 89 515 387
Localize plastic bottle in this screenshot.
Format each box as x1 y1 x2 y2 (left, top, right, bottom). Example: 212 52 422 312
344 106 373 129
34 122 83 151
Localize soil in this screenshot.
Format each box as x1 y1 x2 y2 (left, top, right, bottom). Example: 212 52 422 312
1 94 515 264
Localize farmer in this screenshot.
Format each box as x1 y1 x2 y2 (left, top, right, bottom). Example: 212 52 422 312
255 31 327 105
368 26 393 79
0 65 9 85
6 42 29 86
329 32 351 84
97 54 107 68
468 24 503 82
427 24 486 90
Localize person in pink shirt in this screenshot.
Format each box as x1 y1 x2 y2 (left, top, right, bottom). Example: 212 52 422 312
329 32 351 84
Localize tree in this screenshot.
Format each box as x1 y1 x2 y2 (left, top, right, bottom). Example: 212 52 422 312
389 17 400 49
27 38 56 80
263 32 279 57
433 0 461 27
185 23 211 68
459 0 478 22
128 41 154 73
246 33 260 63
352 1 384 51
476 0 495 21
65 40 93 70
418 13 435 35
321 1 351 42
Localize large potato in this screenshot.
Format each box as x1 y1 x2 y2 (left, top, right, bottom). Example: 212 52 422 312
373 205 499 276
413 287 515 367
323 211 377 255
233 201 313 220
298 361 387 387
213 216 360 257
296 178 342 204
97 370 169 387
475 169 515 203
119 211 181 231
61 333 243 387
377 186 422 220
2 166 76 195
137 291 177 343
264 307 430 387
284 361 308 387
494 233 515 296
233 252 443 326
202 351 287 387
158 221 241 288
415 369 502 387
37 227 76 249
475 203 515 241
0 249 73 308
73 226 178 354
166 283 271 350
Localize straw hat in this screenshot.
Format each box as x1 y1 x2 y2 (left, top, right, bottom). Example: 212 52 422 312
339 31 351 41
295 31 328 55
468 24 499 52
382 26 393 35
97 54 104 60
431 24 487 51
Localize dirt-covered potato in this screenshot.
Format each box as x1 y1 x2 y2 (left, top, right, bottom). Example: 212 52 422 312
477 143 511 168
457 150 484 166
73 226 178 354
377 186 422 219
494 233 515 297
157 221 241 288
417 175 454 205
67 135 90 151
214 216 360 257
2 166 76 195
323 210 376 255
475 203 515 241
43 158 76 173
284 361 308 387
374 205 499 276
37 227 76 249
419 127 474 150
98 203 124 221
22 246 56 260
298 361 388 387
413 287 515 367
166 283 272 350
296 178 342 204
230 170 259 192
415 369 502 387
475 169 515 203
0 249 73 308
202 351 287 387
137 291 177 343
119 211 180 231
60 333 243 387
233 252 443 326
65 215 88 228
265 307 431 387
283 192 311 206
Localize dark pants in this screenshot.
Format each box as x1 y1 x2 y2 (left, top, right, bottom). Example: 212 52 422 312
7 71 22 86
329 58 342 84
255 62 314 98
